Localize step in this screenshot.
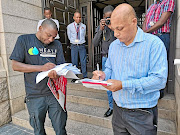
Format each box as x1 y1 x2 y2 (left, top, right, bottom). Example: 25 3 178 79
12 110 113 135
67 88 176 121
158 94 176 110
67 83 176 110
67 102 112 129
67 102 176 135
12 109 176 135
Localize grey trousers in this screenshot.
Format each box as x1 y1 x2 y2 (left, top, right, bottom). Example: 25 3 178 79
25 95 67 135
112 101 158 135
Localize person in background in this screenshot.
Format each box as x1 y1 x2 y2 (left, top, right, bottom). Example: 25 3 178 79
67 11 87 82
92 3 168 135
92 5 116 117
37 7 60 39
10 19 67 135
142 0 175 98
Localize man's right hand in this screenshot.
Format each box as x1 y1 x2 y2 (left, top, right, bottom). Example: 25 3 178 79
41 62 56 71
100 19 106 30
92 70 106 80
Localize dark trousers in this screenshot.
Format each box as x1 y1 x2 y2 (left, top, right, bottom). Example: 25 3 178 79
112 101 158 135
26 95 67 135
71 44 87 78
157 33 170 52
156 33 170 98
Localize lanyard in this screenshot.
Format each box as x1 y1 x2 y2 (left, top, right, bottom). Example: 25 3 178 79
74 23 80 39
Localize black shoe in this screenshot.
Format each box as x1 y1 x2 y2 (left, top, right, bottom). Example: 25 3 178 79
71 79 77 83
104 108 113 117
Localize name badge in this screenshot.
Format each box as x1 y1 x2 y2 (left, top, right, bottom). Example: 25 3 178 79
75 39 79 43
150 21 155 27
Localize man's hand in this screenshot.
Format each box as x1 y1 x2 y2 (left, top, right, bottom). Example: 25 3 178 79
48 70 59 79
92 70 106 80
100 19 106 30
41 62 56 72
103 79 122 92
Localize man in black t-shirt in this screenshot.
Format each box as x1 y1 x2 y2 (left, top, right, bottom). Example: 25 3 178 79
10 19 67 135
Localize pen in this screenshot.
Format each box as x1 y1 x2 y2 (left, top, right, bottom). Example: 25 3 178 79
46 58 51 63
97 63 100 80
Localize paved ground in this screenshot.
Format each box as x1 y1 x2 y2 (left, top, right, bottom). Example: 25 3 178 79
0 123 33 135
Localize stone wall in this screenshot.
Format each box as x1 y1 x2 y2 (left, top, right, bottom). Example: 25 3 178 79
0 56 10 126
175 1 180 135
0 0 42 117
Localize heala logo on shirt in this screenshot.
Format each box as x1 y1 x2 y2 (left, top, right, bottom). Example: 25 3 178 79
28 47 39 55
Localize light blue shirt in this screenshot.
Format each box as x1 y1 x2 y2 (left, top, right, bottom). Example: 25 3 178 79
104 27 168 109
67 22 86 44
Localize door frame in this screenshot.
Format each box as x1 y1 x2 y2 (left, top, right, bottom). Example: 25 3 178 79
79 1 94 71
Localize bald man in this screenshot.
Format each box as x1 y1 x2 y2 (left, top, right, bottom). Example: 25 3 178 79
92 4 168 135
67 12 87 82
10 19 67 135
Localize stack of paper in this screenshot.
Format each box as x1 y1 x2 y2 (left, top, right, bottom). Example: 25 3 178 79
76 79 112 91
36 63 81 84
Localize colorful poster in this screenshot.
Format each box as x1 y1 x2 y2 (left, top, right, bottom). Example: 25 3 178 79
47 76 67 112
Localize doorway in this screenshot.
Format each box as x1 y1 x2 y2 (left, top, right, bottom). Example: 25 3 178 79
90 0 146 71
44 0 78 62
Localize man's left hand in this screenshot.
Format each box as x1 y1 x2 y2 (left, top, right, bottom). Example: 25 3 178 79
103 79 122 92
48 70 59 79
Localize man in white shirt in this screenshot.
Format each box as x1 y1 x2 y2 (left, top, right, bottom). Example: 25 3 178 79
37 7 60 39
67 12 87 82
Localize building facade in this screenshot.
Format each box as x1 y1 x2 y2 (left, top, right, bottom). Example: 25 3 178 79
0 0 180 134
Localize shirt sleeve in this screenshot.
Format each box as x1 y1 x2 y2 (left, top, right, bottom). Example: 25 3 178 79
67 25 71 41
9 36 25 62
54 20 60 31
84 25 86 37
37 20 41 31
92 26 103 47
122 40 168 95
146 5 153 16
163 0 175 13
55 41 65 65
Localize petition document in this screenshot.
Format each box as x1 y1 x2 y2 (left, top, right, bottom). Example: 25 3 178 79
36 63 80 83
76 79 112 91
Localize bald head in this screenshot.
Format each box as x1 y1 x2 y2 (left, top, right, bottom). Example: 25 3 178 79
110 3 138 46
74 11 81 17
111 3 136 23
41 19 58 31
37 19 58 45
73 12 81 24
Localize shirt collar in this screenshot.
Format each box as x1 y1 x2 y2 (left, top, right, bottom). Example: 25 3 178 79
133 27 145 43
74 22 81 26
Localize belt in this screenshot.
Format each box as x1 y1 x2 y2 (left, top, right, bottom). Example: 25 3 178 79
155 32 170 36
102 54 108 57
72 43 84 46
118 105 157 112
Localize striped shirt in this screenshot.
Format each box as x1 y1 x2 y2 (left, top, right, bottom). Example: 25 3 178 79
104 27 168 109
145 0 175 34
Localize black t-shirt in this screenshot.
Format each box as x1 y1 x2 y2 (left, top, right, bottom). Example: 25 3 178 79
9 34 65 98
